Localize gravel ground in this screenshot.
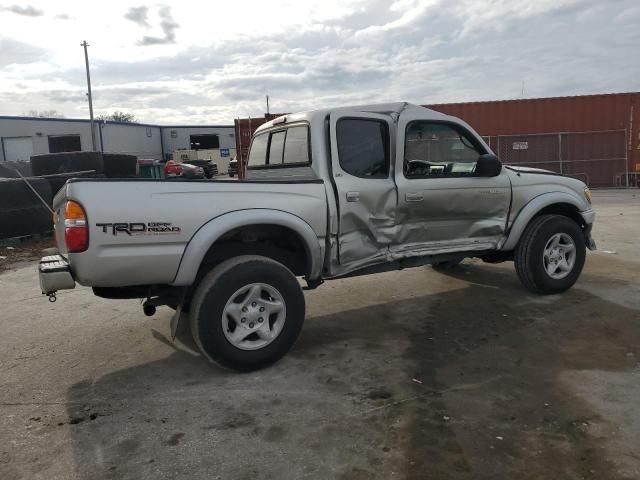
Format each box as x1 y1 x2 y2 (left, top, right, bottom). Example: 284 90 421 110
0 189 639 480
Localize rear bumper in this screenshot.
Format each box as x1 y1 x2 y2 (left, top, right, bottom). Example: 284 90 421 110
39 255 76 295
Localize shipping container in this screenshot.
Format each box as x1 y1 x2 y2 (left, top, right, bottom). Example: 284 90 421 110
427 92 640 187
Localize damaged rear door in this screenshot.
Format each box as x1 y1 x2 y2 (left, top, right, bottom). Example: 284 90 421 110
393 118 511 256
329 112 397 271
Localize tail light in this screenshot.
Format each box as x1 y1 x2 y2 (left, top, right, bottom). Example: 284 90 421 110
64 200 88 253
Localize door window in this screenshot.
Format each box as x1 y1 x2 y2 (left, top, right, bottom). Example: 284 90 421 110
336 119 389 178
405 122 483 178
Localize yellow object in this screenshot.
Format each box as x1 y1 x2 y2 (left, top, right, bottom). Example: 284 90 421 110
584 187 592 204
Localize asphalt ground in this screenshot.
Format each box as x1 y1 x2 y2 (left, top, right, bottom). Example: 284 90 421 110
1 189 639 480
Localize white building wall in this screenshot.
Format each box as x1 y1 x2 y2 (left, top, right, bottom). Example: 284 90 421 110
0 117 94 161
1 117 236 163
100 122 162 159
161 126 235 159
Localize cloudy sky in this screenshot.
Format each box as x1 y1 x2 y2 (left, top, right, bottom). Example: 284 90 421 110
0 0 638 124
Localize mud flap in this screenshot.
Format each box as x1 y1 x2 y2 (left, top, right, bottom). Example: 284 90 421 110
170 304 189 340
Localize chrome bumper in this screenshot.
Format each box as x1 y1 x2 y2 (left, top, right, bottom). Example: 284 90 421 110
39 255 75 295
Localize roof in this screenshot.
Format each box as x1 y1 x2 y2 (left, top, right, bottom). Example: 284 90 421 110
0 115 233 129
257 102 450 133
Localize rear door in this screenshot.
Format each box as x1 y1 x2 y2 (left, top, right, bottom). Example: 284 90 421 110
329 112 396 270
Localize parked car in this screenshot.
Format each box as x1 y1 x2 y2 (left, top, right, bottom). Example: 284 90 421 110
38 103 595 372
163 160 205 179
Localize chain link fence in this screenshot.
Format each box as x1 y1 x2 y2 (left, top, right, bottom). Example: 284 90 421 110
483 130 628 187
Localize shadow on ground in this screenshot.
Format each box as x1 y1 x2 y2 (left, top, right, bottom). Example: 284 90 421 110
63 263 640 479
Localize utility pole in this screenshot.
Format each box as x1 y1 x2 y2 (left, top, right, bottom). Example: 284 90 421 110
266 95 270 116
81 40 97 151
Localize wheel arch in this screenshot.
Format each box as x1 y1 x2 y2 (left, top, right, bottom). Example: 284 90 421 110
171 209 323 286
500 193 588 251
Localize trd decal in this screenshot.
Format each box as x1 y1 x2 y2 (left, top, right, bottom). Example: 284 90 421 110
96 222 181 235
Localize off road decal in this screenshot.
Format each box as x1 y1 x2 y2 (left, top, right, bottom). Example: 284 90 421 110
96 222 181 235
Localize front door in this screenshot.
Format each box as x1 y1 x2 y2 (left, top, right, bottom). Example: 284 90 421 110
329 112 396 271
393 119 511 256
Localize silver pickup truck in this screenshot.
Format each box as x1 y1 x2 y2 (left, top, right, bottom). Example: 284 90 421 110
39 103 595 371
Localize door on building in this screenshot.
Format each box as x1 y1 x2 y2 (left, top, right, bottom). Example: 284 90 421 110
2 137 34 162
48 135 81 153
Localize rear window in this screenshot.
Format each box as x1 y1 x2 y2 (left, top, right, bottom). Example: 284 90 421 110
268 131 286 164
248 125 310 168
283 126 309 164
248 134 268 167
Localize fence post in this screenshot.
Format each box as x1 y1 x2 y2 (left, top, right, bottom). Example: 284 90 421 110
558 133 563 174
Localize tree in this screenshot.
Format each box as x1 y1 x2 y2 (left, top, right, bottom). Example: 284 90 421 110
97 111 137 123
26 109 64 118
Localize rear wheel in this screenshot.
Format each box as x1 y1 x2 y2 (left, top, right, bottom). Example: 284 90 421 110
514 214 586 294
190 255 305 372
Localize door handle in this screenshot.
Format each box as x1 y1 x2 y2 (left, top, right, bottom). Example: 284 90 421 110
346 191 360 202
405 192 424 202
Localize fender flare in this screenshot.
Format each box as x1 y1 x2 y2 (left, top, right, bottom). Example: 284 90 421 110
171 209 324 286
499 192 587 251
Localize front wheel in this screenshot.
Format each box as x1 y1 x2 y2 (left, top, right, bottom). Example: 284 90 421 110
190 255 305 372
514 215 586 294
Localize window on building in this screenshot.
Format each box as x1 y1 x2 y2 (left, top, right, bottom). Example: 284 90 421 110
248 133 268 166
48 135 81 154
336 119 389 178
404 122 482 178
283 126 309 164
190 134 219 150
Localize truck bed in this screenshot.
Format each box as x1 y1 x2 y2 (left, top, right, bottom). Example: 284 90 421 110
54 179 328 287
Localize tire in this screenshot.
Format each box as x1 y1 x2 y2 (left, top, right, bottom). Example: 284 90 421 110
0 161 32 178
30 152 103 176
190 255 305 372
46 172 105 197
432 259 462 271
514 214 586 294
0 178 52 239
102 153 138 178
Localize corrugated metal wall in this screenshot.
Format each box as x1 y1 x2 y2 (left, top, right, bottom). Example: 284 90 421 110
427 92 640 187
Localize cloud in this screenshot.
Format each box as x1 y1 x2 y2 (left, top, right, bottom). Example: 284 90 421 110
0 0 638 124
55 13 72 20
0 4 43 17
138 6 179 45
124 6 150 28
0 37 47 67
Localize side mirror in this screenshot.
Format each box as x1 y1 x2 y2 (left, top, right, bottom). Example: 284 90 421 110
476 154 502 177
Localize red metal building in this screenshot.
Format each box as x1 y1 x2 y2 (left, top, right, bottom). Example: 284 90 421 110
427 92 640 187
